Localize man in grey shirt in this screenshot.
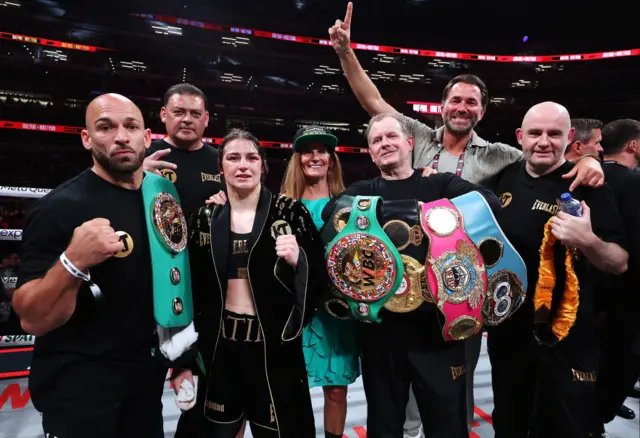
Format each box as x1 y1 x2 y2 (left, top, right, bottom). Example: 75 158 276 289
328 3 605 436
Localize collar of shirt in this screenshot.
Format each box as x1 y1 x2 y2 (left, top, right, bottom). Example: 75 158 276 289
433 126 489 149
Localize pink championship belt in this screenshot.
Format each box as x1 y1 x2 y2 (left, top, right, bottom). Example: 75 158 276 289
420 199 487 341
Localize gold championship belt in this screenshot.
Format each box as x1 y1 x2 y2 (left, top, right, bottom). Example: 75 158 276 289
380 200 430 313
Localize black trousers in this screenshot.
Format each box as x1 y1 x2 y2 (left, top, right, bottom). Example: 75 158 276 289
488 329 599 438
595 316 640 426
361 341 468 438
41 385 164 438
203 310 279 438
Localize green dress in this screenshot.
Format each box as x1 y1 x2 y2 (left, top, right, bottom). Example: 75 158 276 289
301 197 361 388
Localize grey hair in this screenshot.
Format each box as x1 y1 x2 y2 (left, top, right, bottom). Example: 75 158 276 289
365 112 412 143
570 118 603 147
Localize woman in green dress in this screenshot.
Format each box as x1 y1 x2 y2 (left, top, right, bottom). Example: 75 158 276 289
281 126 361 438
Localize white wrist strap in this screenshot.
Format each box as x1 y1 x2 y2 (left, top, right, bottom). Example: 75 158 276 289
60 253 104 302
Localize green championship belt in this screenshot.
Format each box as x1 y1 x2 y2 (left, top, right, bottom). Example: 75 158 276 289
141 171 193 328
325 196 405 323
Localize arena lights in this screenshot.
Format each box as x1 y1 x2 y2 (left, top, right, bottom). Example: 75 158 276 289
0 31 114 52
0 120 370 154
132 13 639 64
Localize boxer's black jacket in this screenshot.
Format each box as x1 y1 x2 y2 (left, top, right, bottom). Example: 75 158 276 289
146 139 222 219
321 170 501 349
16 169 164 418
188 186 327 437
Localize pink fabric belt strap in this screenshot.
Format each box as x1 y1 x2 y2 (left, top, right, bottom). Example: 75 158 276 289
420 199 487 341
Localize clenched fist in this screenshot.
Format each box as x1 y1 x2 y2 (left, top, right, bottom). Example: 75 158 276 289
328 2 353 57
276 234 300 268
64 218 125 272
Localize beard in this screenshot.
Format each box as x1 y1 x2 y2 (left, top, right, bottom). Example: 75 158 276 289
92 147 144 176
443 113 479 136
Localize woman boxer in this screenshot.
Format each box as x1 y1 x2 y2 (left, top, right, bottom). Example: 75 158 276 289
280 126 360 438
173 128 327 437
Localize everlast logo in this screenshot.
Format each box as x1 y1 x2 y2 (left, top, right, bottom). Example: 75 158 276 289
201 172 221 183
451 364 467 380
205 401 225 412
0 229 22 239
199 232 211 247
531 199 560 215
572 369 597 383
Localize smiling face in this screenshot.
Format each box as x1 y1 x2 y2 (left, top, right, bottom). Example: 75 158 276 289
220 138 263 192
517 102 574 175
441 82 486 136
367 116 414 173
299 142 331 180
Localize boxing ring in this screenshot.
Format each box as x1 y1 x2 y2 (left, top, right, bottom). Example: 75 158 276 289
0 187 638 438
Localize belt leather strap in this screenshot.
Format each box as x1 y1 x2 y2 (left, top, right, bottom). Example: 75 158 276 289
141 171 194 328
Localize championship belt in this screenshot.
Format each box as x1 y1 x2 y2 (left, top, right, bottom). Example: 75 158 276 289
319 195 354 320
141 171 193 328
420 199 486 341
326 196 404 323
381 200 428 313
450 192 527 326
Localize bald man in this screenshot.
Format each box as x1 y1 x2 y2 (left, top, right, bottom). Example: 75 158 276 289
487 102 628 438
13 94 167 438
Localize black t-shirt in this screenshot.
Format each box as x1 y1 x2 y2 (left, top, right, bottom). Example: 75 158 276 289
16 169 164 416
596 162 640 331
491 161 627 348
323 170 502 350
146 139 222 220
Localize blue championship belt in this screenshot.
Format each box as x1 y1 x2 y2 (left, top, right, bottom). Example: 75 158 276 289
141 171 194 328
450 192 527 326
325 196 404 323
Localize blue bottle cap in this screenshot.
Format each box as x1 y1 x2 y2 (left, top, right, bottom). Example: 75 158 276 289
560 193 571 202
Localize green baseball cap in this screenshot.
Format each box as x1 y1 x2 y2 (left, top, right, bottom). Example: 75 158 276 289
292 125 338 152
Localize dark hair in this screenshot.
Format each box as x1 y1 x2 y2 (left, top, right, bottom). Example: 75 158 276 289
217 128 269 178
163 83 208 109
569 118 603 148
601 119 640 154
441 74 489 108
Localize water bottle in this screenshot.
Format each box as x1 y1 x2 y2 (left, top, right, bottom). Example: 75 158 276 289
558 193 583 217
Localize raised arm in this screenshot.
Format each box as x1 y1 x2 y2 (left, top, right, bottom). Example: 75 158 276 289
329 2 396 117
